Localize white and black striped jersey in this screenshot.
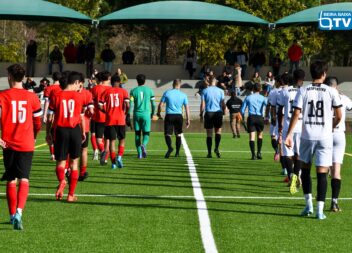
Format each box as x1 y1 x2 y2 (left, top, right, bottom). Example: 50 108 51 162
334 94 352 133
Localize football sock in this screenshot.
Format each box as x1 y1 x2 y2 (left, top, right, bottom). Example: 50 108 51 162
249 141 255 156
91 135 98 150
80 166 87 177
56 166 65 181
316 173 327 202
280 156 285 170
118 146 125 157
271 139 278 153
142 133 150 147
98 142 104 152
206 137 212 155
50 145 54 155
17 180 29 210
110 152 116 164
175 136 181 154
257 138 263 154
293 159 301 176
165 135 172 150
317 201 325 214
331 178 341 200
304 193 313 209
69 170 79 196
301 168 312 194
215 134 221 150
6 182 17 216
135 134 141 152
285 157 293 179
105 151 110 161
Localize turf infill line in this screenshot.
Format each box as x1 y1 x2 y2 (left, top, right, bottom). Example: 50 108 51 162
181 134 218 253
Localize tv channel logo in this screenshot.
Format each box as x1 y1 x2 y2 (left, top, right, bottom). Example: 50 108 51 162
319 11 352 30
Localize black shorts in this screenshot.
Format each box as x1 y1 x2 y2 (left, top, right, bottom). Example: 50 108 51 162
54 125 82 161
164 114 183 135
81 132 90 149
95 122 105 139
204 112 223 129
2 150 33 181
90 120 96 133
247 115 264 133
105 125 126 140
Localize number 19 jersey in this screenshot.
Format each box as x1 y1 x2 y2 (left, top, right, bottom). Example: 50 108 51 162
293 83 342 140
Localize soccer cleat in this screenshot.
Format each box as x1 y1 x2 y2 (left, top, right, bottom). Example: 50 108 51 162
316 213 327 220
281 168 288 176
214 149 221 158
257 152 262 160
111 163 117 170
117 156 123 168
141 145 147 158
78 172 89 182
237 134 240 138
93 149 99 161
10 215 15 225
290 174 298 195
175 152 180 157
283 176 289 183
301 206 314 216
100 151 107 165
207 153 212 158
13 212 23 230
67 195 78 202
251 155 257 160
55 180 67 200
274 152 280 161
232 134 236 138
330 202 341 212
137 153 143 159
165 148 174 159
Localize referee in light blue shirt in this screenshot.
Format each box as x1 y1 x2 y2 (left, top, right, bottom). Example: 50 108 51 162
157 79 190 158
240 83 268 160
200 77 226 158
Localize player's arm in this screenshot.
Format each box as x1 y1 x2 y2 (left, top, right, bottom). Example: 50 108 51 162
43 98 49 123
200 99 205 120
98 101 106 113
0 106 7 149
157 101 164 119
221 99 226 115
333 107 342 129
129 95 134 114
270 104 276 126
46 113 54 144
277 105 284 134
185 104 190 128
33 103 43 139
150 96 156 118
285 108 300 148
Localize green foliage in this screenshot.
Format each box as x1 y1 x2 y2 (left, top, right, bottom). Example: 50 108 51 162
0 42 23 62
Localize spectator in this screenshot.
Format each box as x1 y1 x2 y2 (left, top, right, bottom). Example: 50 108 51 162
252 71 261 84
226 90 243 138
263 71 275 95
271 53 282 77
63 41 77 63
236 48 248 79
26 40 37 77
184 47 197 79
199 63 210 80
251 51 266 73
86 42 95 77
76 40 86 64
217 70 231 91
100 44 116 73
33 77 50 94
49 46 63 74
223 62 234 76
122 46 135 64
224 46 236 66
288 40 303 74
116 68 128 87
23 77 37 91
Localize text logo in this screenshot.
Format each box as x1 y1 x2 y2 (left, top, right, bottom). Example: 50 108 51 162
319 11 352 30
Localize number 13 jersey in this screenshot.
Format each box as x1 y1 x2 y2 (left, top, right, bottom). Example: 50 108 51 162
293 83 342 140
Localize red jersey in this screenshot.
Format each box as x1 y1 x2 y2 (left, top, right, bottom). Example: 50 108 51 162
99 87 129 126
44 84 61 101
0 88 42 152
80 88 94 133
91 84 109 123
49 90 85 128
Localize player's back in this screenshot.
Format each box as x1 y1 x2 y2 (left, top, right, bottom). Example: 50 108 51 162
103 87 129 126
0 88 42 151
91 84 109 122
44 84 61 101
130 86 154 114
202 86 224 112
163 89 187 114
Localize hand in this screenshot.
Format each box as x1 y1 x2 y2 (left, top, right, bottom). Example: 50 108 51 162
81 133 86 144
186 119 190 129
157 112 163 120
46 134 52 145
43 116 47 123
126 114 131 127
284 134 293 149
0 138 7 149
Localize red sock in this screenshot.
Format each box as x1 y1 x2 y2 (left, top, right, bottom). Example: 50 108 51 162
65 155 70 170
80 166 87 177
6 182 17 216
105 151 110 161
17 180 29 210
110 152 116 164
118 146 125 157
98 143 104 152
69 170 79 196
49 145 54 155
91 135 98 150
56 166 65 181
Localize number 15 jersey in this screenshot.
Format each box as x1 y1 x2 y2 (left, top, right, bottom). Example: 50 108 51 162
293 83 342 140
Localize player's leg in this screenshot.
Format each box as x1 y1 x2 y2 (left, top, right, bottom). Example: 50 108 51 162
54 127 69 200
104 126 116 168
116 126 126 168
213 112 223 158
96 122 105 155
204 112 214 158
235 113 242 138
3 150 17 224
164 114 174 158
247 116 256 160
48 128 55 161
134 114 143 158
174 115 183 157
270 124 279 161
141 114 151 158
79 132 89 181
90 120 99 160
257 131 263 160
230 113 236 138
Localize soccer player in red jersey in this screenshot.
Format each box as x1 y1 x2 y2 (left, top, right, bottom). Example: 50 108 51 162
78 79 94 181
99 74 129 169
43 72 62 160
46 71 86 202
0 64 42 230
91 71 111 164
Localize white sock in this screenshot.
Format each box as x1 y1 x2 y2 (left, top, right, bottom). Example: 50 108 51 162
332 198 338 204
317 201 325 214
304 194 313 208
16 208 23 215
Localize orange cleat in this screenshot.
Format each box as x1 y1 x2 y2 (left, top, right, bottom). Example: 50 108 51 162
55 180 66 200
283 176 289 183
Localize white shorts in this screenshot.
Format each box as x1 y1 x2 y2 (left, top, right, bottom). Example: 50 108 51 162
299 137 333 167
282 132 301 157
333 131 346 164
270 124 278 137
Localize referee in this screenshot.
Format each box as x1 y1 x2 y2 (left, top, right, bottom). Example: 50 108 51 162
240 83 268 160
200 77 226 158
157 79 190 158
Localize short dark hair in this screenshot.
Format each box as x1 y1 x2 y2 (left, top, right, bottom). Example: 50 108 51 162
7 64 25 82
59 71 71 90
67 71 83 85
136 74 146 86
280 73 290 85
98 71 111 82
111 74 121 86
325 76 339 87
310 60 328 80
293 69 305 83
173 79 181 88
52 72 62 82
253 83 261 92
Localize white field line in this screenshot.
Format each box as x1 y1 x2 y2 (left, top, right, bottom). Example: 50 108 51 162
181 134 218 253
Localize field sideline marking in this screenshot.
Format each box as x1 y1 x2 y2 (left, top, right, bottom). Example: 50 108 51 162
181 134 218 253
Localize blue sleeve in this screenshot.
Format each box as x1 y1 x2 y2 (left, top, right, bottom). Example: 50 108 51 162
240 97 247 115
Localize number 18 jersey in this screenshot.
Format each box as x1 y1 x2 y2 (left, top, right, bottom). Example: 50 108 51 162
293 83 342 140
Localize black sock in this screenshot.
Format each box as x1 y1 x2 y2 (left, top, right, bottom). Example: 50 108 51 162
331 178 341 200
165 135 172 150
215 134 221 150
271 139 278 153
293 159 301 176
280 156 285 170
301 168 312 194
317 173 327 202
175 136 181 154
206 137 212 155
285 157 293 178
257 138 263 154
249 141 255 156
